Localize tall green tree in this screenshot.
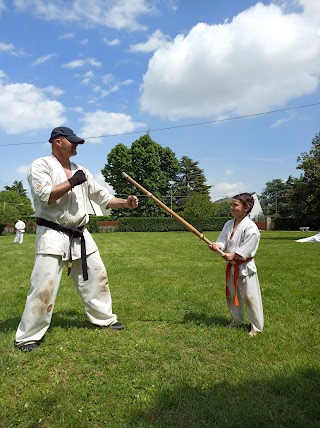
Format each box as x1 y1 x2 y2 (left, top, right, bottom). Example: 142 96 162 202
0 190 33 217
182 194 216 224
0 190 33 234
173 156 212 212
259 177 294 216
0 203 20 235
214 201 231 217
101 134 179 216
4 180 28 197
288 133 320 226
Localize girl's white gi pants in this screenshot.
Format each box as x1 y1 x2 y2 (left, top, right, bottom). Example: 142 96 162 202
15 250 117 345
226 272 264 332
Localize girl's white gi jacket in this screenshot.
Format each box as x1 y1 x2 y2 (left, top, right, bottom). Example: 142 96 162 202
216 216 260 277
28 155 115 260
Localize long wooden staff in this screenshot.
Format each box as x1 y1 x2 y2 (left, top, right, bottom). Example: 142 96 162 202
122 172 225 256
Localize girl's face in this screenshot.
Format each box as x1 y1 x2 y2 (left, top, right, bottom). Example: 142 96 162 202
230 198 248 218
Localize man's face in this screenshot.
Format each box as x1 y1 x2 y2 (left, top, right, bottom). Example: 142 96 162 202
56 136 78 157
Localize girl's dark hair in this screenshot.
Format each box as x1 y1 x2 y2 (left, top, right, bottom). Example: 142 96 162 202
232 193 254 214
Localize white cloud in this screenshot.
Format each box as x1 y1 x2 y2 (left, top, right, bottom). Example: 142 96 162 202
140 0 320 120
0 42 15 53
211 182 249 201
13 0 156 31
80 110 146 143
104 38 120 46
0 69 7 80
129 29 170 53
0 42 25 56
0 0 6 13
0 81 65 134
59 33 75 40
94 78 134 98
71 106 83 113
43 86 64 96
271 115 294 128
81 71 95 85
17 165 30 175
32 53 56 66
101 74 114 85
62 58 102 69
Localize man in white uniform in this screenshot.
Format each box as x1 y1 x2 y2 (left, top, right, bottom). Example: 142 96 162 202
209 193 264 337
14 219 26 243
15 126 139 352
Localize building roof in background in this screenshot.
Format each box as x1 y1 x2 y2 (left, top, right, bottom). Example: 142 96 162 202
213 192 257 204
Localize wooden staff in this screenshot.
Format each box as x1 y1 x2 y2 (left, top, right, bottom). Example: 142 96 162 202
122 172 225 256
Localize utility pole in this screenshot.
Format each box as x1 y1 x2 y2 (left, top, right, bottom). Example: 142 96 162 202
169 181 175 217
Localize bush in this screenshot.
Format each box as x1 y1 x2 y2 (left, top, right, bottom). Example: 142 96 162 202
273 216 301 231
87 217 100 233
16 215 232 234
117 217 185 232
272 215 320 231
117 216 231 232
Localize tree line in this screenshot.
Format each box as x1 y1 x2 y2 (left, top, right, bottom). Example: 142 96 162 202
259 133 320 229
1 132 319 232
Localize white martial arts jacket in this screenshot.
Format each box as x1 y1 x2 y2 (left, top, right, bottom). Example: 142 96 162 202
15 220 26 231
28 155 114 260
216 216 260 277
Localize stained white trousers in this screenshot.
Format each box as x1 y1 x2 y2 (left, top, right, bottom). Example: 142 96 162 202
14 231 24 244
15 250 117 345
226 272 264 332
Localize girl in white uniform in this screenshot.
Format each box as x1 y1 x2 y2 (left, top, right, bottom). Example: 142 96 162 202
209 193 264 336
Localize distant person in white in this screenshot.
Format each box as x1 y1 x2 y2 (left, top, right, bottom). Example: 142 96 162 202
295 232 320 243
14 219 26 244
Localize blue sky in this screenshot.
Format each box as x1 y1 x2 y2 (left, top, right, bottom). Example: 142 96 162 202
0 0 319 201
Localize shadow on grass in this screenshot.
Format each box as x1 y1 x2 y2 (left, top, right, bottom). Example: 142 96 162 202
0 317 21 332
132 368 320 428
182 311 229 327
52 310 91 329
261 236 305 241
0 311 90 333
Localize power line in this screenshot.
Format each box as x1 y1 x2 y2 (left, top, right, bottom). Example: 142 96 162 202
1 101 319 147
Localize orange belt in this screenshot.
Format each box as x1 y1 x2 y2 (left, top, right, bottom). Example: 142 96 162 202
226 258 253 306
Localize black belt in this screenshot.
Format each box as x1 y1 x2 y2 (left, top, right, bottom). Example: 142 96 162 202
36 217 88 281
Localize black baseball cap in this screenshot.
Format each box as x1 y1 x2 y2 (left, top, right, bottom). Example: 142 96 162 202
49 127 85 144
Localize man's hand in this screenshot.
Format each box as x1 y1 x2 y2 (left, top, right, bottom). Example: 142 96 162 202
126 195 139 208
68 170 87 188
107 195 139 209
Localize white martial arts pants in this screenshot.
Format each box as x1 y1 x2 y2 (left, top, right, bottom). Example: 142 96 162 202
226 272 264 332
15 250 117 345
14 231 24 244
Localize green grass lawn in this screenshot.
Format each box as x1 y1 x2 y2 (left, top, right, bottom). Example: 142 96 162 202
0 231 319 428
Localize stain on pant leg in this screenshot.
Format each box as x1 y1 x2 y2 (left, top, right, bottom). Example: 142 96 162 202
32 279 55 315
